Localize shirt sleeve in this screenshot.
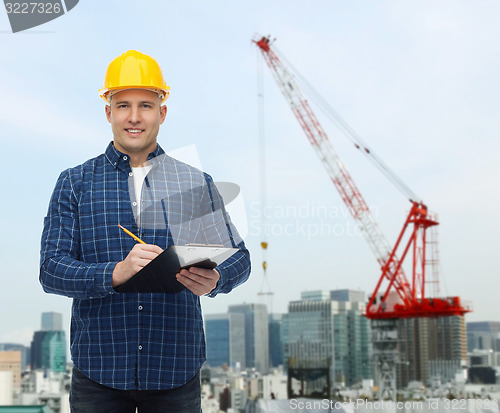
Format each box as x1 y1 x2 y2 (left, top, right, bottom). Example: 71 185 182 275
200 173 251 297
39 169 118 299
206 240 251 297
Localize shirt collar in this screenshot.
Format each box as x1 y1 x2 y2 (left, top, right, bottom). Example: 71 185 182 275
105 141 165 169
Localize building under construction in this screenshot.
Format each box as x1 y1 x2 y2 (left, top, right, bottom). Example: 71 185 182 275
398 315 467 387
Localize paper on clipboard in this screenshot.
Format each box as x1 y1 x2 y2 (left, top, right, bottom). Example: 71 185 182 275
173 245 238 269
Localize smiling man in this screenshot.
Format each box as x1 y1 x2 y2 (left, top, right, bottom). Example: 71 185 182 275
39 50 251 413
105 89 167 165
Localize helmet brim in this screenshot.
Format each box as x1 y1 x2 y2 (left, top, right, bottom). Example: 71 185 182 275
99 86 170 104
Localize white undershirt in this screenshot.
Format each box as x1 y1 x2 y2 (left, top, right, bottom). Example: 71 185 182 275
131 165 152 217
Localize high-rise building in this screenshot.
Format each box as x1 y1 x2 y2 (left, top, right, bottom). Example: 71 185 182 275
285 298 336 377
268 314 283 368
467 321 500 352
228 304 269 373
31 331 67 373
204 313 245 368
280 313 289 368
329 289 372 383
398 315 467 386
435 315 467 361
284 290 372 387
30 313 67 373
41 312 63 331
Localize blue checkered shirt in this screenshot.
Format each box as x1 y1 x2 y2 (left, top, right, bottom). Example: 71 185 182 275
40 142 251 390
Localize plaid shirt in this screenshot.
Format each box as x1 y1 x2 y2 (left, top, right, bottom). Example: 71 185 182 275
40 142 251 390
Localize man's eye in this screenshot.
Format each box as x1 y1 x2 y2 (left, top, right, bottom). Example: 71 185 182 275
142 104 152 109
117 104 128 109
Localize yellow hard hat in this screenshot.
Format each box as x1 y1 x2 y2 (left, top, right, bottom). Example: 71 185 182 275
99 50 170 104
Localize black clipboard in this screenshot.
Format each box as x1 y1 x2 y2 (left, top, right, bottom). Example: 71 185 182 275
115 245 238 293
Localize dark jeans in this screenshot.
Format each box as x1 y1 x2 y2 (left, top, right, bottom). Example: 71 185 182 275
70 367 201 413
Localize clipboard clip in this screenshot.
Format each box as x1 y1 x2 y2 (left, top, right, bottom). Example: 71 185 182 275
184 243 224 247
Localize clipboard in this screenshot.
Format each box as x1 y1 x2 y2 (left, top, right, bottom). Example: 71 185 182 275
115 245 238 293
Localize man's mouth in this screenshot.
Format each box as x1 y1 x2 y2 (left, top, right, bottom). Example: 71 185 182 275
126 128 144 134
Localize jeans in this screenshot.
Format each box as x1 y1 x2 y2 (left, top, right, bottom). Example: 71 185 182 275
70 367 201 413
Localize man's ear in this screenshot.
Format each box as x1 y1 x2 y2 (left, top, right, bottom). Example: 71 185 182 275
160 105 167 124
105 105 112 123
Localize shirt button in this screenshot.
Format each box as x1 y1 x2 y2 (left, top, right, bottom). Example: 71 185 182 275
129 172 133 177
139 345 143 351
138 305 143 311
132 202 137 206
123 156 128 160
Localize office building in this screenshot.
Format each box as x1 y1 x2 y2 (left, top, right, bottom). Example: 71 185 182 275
301 290 330 301
228 304 269 373
330 289 366 304
31 313 67 373
467 321 500 352
31 331 67 373
205 313 245 368
284 290 372 387
280 313 289 368
268 314 283 368
41 312 63 331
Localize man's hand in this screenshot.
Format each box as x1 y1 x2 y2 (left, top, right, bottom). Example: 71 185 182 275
176 267 220 296
112 244 163 287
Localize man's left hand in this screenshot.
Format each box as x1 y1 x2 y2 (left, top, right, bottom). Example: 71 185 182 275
176 267 220 296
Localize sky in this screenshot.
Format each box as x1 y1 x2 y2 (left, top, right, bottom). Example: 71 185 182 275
0 0 499 346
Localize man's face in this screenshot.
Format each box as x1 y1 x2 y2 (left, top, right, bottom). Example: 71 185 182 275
105 89 167 161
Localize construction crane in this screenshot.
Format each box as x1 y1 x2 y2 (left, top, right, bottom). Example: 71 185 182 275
253 35 471 399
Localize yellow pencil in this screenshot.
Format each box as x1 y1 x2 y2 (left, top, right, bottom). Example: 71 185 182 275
118 224 146 244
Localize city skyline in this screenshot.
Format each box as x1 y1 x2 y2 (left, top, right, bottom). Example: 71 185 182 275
2 288 500 348
1 1 499 345
2 298 496 357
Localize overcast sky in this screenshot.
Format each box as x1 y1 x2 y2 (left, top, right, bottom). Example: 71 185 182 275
0 0 499 346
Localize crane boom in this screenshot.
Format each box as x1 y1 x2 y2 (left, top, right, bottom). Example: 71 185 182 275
254 35 470 319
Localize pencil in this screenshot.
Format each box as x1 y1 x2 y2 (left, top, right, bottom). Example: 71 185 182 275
118 224 146 244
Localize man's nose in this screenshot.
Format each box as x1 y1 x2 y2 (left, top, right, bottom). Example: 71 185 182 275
128 106 141 123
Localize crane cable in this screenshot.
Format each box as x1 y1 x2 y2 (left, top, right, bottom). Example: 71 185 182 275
256 46 274 308
273 45 420 204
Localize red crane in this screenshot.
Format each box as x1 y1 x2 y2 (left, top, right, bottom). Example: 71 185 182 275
253 35 470 320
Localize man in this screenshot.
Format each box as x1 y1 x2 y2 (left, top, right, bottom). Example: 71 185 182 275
40 50 251 412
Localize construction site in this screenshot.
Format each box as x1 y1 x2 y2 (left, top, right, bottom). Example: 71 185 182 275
202 34 496 412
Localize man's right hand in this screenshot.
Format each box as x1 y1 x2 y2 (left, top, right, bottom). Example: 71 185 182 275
112 244 163 287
